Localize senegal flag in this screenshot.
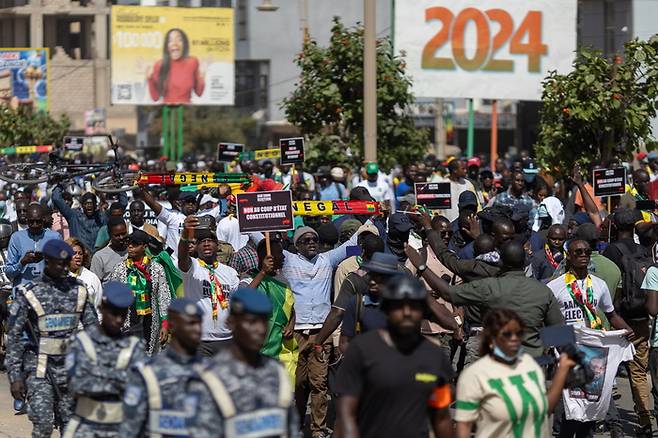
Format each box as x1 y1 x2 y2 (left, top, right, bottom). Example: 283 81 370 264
252 272 298 382
147 248 184 302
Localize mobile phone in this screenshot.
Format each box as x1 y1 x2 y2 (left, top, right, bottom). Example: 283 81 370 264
195 215 215 230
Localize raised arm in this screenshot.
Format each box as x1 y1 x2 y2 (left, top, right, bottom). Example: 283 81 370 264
572 165 601 227
135 187 162 216
178 215 199 273
52 185 76 222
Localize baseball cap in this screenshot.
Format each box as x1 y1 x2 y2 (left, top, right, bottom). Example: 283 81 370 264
361 252 400 275
458 191 478 210
388 213 413 234
467 157 481 168
330 167 345 180
522 158 539 174
365 162 379 175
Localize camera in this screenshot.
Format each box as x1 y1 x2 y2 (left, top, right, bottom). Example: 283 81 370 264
535 325 595 389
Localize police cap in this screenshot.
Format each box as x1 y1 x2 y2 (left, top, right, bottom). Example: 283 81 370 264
102 281 134 309
230 287 272 316
42 239 74 260
169 298 203 318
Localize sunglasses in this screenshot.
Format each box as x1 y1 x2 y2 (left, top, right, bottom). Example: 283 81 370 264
298 237 319 245
571 248 592 257
500 330 523 339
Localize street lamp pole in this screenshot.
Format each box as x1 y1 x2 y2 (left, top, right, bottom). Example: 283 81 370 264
363 0 377 162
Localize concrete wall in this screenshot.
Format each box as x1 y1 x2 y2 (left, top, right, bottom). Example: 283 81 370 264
633 0 658 137
240 0 392 122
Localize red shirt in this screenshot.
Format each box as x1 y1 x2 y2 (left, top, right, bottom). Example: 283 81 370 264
148 57 205 104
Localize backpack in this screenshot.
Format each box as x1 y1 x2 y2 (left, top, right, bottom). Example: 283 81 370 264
612 241 653 320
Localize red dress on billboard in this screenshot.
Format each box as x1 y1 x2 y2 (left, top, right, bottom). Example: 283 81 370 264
147 57 205 104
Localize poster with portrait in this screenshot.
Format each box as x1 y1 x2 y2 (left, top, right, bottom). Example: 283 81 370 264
0 48 48 111
567 345 608 402
111 6 234 106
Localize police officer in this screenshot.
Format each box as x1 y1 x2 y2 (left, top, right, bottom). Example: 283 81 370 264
120 297 204 437
64 282 147 438
6 239 98 438
187 287 300 438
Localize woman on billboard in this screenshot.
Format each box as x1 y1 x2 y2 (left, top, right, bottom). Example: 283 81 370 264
147 28 205 104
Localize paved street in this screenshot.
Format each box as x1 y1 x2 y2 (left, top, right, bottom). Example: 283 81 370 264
0 369 654 437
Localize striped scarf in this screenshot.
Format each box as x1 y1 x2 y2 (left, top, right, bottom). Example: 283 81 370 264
126 256 152 316
199 259 228 320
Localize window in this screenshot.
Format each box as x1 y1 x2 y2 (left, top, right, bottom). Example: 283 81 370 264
235 60 269 114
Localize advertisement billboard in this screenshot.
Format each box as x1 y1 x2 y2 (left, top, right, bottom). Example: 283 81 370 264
394 0 577 100
111 6 234 105
0 48 48 111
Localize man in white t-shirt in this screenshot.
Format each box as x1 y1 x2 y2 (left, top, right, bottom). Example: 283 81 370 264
178 215 240 357
547 238 633 437
355 162 395 207
139 188 222 257
442 159 477 222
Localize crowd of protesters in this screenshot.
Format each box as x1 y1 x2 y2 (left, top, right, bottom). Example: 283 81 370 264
3 148 658 438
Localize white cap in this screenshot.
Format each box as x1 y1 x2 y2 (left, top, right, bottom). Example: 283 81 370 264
330 167 344 179
200 194 217 206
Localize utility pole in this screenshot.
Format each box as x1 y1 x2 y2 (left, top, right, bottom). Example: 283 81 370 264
363 0 377 162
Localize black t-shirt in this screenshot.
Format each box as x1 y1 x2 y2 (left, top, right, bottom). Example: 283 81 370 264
341 295 387 338
336 330 453 438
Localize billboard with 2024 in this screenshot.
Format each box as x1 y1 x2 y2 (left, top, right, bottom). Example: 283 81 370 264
0 48 48 111
111 6 234 105
394 0 577 100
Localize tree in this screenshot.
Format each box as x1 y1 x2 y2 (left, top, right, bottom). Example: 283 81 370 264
0 104 70 146
535 37 658 177
282 18 428 170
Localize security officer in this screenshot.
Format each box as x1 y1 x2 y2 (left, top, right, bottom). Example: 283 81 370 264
187 287 300 438
120 297 204 437
64 282 147 438
6 239 98 437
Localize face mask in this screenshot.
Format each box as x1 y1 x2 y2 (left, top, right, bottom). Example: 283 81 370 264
492 343 523 365
0 200 6 210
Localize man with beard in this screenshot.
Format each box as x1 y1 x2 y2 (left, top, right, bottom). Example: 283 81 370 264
335 275 453 438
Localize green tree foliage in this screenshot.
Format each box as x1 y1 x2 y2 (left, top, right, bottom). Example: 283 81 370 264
536 37 658 177
282 18 428 170
0 104 70 146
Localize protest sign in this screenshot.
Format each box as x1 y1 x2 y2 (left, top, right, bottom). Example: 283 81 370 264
593 168 626 197
280 137 305 165
292 200 380 216
236 190 294 233
414 182 452 209
217 143 244 162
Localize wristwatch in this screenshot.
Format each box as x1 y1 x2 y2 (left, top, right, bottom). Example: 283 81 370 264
416 264 427 277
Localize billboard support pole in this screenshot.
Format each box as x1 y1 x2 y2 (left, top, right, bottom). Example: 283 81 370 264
162 106 170 160
364 0 377 163
467 98 474 157
177 106 184 162
490 100 498 170
169 106 176 162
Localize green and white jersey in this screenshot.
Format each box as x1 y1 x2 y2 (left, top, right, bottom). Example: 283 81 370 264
455 353 549 438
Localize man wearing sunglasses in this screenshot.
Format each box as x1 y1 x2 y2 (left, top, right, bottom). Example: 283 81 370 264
5 203 61 286
548 238 635 437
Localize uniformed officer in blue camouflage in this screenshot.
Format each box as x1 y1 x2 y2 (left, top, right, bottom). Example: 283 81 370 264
120 297 205 438
64 281 147 438
187 287 300 438
6 239 98 438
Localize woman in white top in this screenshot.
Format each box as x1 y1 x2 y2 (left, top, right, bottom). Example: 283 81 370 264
66 237 103 318
455 309 575 438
